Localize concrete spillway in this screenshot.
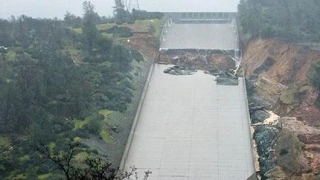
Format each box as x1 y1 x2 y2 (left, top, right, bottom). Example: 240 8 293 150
123 64 255 179
160 23 238 50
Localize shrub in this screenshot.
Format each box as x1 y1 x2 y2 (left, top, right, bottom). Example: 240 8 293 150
83 113 104 135
131 49 144 62
106 26 133 38
309 62 320 107
279 148 289 156
275 129 304 174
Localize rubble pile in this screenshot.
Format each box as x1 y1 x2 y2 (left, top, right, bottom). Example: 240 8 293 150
159 49 236 71
163 66 197 75
254 125 278 177
206 68 239 86
215 76 238 86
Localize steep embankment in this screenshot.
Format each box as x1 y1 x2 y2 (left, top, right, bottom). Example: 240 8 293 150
242 39 320 117
74 21 160 167
243 39 320 84
241 39 320 179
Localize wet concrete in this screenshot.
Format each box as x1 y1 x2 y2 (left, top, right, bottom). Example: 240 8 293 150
160 24 238 50
124 64 255 180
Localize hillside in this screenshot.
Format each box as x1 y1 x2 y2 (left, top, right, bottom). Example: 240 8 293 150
241 39 320 179
238 0 320 178
0 4 163 178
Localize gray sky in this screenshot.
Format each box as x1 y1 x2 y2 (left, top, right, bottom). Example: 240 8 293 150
0 0 239 19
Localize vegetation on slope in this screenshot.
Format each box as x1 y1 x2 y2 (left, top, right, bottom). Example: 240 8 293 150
0 1 162 179
239 1 320 179
238 0 320 41
309 62 320 107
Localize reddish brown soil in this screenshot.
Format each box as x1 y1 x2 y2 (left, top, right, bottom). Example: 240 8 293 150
125 32 158 59
242 39 320 84
242 39 320 178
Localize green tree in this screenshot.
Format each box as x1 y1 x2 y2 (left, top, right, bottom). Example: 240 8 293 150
238 0 320 41
83 1 101 24
0 3 140 177
35 141 151 180
0 20 14 46
82 1 101 52
25 166 38 180
113 0 132 24
64 12 82 27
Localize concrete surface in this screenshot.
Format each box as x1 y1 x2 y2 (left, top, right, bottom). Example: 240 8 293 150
160 24 238 50
138 0 239 13
124 64 255 179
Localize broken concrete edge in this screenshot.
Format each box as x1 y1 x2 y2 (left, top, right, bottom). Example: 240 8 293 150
163 65 240 86
242 71 260 179
163 65 197 75
163 66 240 85
159 48 240 61
247 172 259 180
216 77 239 86
212 69 239 86
119 55 156 173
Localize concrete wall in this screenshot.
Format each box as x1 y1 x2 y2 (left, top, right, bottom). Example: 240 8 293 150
164 12 237 23
119 57 156 171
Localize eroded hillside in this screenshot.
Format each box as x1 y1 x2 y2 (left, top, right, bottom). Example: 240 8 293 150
241 39 320 179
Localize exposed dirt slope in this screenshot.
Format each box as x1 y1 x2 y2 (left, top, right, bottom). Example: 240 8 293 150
242 39 320 84
241 39 320 179
242 39 320 116
126 32 158 59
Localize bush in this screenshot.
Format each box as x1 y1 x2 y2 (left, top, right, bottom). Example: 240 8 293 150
279 148 289 156
260 25 275 38
275 129 304 174
106 26 133 38
74 129 90 139
309 62 320 107
83 113 104 135
310 62 320 89
131 49 144 62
